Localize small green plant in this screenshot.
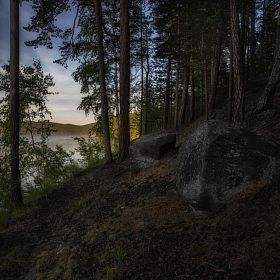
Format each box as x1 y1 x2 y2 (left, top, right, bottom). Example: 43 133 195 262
96 245 127 279
74 134 103 168
115 245 126 265
104 265 114 280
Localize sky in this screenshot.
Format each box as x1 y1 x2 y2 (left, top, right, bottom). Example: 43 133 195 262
0 1 92 125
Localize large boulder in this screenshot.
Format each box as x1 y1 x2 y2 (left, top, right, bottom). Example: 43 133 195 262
177 121 280 212
130 132 176 173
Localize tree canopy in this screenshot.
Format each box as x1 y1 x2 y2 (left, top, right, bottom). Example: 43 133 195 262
4 0 279 176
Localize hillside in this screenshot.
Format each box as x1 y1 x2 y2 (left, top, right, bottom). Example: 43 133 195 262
20 122 95 136
1 92 280 279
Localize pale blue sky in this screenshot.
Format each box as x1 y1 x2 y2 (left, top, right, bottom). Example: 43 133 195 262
0 1 92 125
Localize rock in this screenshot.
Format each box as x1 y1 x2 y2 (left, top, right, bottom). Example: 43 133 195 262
245 109 280 133
177 121 280 212
130 132 176 173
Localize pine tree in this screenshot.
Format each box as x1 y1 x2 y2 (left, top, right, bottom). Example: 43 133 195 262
118 0 130 161
10 0 23 207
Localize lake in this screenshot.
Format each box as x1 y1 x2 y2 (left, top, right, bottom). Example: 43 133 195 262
21 134 88 160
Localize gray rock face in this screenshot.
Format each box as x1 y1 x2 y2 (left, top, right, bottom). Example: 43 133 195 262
177 121 280 212
130 132 176 173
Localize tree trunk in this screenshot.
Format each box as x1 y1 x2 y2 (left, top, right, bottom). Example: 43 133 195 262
164 53 172 129
114 60 120 152
178 65 189 125
230 0 245 124
256 5 280 113
139 10 144 136
144 25 150 135
228 41 234 123
189 58 195 122
249 0 256 79
209 22 222 112
10 0 23 207
93 0 113 164
173 13 181 130
118 0 130 161
201 31 208 120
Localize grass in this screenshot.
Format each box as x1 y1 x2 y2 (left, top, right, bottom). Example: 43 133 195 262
95 245 128 280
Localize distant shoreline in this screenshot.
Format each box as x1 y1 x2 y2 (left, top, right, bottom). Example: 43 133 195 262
20 122 95 136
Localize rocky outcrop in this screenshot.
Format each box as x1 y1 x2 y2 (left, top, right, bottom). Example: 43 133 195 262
177 121 280 212
130 132 176 173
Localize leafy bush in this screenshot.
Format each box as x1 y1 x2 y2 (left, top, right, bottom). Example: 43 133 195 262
74 134 104 168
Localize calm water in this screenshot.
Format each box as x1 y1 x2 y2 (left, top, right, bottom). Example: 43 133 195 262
21 134 87 160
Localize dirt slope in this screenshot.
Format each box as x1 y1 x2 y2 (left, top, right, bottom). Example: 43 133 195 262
1 96 280 279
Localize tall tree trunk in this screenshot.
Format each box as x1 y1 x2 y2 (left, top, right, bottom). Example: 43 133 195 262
189 57 195 122
179 64 189 125
201 31 208 120
249 0 256 79
164 53 172 129
209 22 222 112
228 41 234 123
230 0 245 124
114 59 120 152
139 10 144 136
173 13 181 130
118 0 130 161
256 5 280 113
93 0 113 164
10 0 23 207
144 27 150 134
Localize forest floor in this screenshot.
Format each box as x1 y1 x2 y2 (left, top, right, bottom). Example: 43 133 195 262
1 91 280 280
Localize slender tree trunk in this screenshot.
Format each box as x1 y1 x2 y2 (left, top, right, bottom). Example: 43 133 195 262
173 13 181 130
230 0 245 124
249 0 256 79
201 31 208 120
139 10 144 136
256 5 280 113
228 41 234 123
204 56 208 120
114 60 119 152
164 53 172 129
240 3 250 81
118 0 130 161
10 0 23 207
209 22 222 112
93 0 112 164
179 65 189 125
189 58 195 122
144 27 150 134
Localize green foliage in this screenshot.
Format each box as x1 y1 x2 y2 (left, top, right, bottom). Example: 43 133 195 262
74 133 104 168
0 60 80 211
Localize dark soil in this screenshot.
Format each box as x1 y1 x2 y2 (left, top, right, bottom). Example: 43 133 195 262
1 93 280 280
